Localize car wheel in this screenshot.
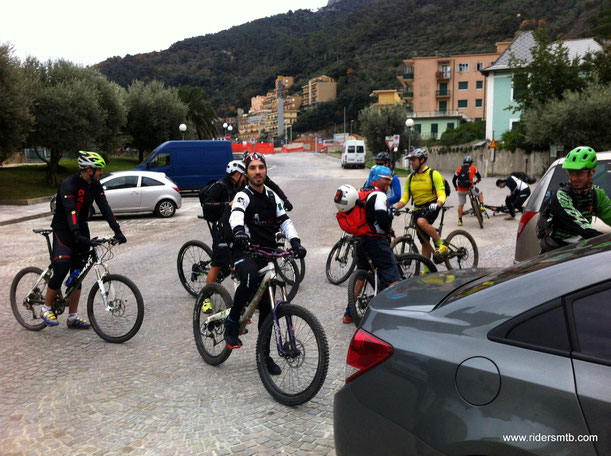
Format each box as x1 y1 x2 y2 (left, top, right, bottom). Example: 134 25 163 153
155 199 176 218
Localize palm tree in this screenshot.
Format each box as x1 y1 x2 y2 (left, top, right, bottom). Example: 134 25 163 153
177 86 218 139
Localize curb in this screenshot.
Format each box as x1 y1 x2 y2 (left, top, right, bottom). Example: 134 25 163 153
0 211 51 226
0 196 53 206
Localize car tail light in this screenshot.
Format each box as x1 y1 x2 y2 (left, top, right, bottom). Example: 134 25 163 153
517 211 537 240
345 328 393 383
172 186 180 194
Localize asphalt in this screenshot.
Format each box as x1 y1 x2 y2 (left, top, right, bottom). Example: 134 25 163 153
0 200 53 226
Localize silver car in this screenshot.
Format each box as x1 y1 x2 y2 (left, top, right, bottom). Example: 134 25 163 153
514 151 611 261
334 234 611 456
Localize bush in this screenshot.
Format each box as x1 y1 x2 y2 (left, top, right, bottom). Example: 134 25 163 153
439 121 485 146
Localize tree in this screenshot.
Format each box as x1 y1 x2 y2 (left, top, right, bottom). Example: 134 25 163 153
0 44 34 163
125 81 188 161
177 86 218 139
521 84 611 152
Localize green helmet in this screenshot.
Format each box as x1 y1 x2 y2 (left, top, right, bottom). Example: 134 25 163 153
78 150 106 169
562 146 597 170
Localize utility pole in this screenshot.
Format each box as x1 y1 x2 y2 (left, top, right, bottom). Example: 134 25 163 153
343 107 346 137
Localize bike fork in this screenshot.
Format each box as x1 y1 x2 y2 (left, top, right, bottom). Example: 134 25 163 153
269 287 296 357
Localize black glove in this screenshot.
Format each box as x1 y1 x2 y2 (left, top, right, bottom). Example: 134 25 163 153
290 238 307 259
114 231 127 244
283 199 293 212
234 230 251 251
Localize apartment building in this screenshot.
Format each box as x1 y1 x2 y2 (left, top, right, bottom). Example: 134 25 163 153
370 89 403 109
302 75 337 107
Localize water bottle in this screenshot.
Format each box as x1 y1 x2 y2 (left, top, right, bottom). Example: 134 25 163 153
65 268 81 288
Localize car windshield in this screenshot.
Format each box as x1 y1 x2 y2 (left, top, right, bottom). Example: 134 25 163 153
438 234 611 308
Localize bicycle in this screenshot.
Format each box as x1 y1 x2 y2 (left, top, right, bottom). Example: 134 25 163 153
10 228 144 343
192 246 328 406
462 186 487 228
391 206 479 270
325 232 359 285
346 250 438 326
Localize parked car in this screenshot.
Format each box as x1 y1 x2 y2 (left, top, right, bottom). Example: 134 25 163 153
514 150 611 261
341 139 366 168
334 234 611 456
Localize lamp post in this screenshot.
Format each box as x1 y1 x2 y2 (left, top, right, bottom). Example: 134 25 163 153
179 123 187 140
405 117 414 154
350 120 354 136
222 122 228 139
227 125 233 141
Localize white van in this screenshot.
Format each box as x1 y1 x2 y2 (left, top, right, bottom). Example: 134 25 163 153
341 140 367 168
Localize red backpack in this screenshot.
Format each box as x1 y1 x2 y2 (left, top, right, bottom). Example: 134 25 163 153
336 188 379 236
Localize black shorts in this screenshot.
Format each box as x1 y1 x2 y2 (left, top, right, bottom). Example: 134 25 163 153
210 227 232 267
52 228 89 267
413 205 441 226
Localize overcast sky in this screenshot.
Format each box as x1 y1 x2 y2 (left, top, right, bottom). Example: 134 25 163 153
1 0 329 66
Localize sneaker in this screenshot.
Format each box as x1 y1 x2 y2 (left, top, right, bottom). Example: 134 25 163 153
201 298 212 313
435 243 448 255
504 216 515 221
342 313 353 324
224 318 242 349
41 309 59 326
66 317 90 329
265 356 282 376
457 219 463 226
480 205 486 212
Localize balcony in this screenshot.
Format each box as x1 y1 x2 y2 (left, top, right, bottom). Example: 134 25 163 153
403 69 414 79
435 90 450 98
403 91 414 99
436 71 451 80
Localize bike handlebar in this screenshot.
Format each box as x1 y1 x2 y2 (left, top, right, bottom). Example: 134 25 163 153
90 237 120 246
245 245 294 260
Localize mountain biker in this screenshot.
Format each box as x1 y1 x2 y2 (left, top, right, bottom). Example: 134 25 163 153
364 152 402 205
395 148 448 260
242 150 293 211
539 146 611 253
41 151 127 329
495 173 531 220
342 165 401 324
452 155 485 226
201 160 246 286
225 152 307 375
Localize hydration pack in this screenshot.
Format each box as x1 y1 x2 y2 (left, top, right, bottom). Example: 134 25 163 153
407 168 451 203
456 164 472 188
336 188 378 236
510 171 537 185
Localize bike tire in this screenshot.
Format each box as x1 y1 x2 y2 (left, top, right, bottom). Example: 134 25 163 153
471 195 484 229
347 270 376 327
444 229 479 270
10 266 49 331
256 303 329 406
275 258 300 302
87 274 144 343
395 253 438 279
391 235 419 256
325 238 356 285
177 240 213 297
297 257 306 283
193 283 233 366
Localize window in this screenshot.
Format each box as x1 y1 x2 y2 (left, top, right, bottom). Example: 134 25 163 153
458 63 469 72
505 305 570 352
571 286 611 360
347 146 355 153
431 123 438 137
511 120 520 130
458 99 468 108
414 124 421 133
439 101 447 112
104 175 138 190
447 122 455 130
476 99 483 108
458 81 468 90
476 62 484 71
476 80 484 89
150 152 171 168
356 146 364 153
142 177 163 187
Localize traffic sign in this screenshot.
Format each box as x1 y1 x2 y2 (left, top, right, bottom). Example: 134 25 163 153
490 139 497 149
225 134 231 140
385 134 400 151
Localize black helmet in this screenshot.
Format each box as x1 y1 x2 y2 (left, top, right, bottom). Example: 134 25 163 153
463 155 473 164
374 152 391 162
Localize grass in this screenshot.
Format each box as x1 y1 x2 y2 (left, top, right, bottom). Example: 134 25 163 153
0 157 140 200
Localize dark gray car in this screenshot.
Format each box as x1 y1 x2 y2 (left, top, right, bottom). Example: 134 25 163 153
334 234 611 456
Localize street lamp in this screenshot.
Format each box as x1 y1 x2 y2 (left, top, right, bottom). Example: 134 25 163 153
179 123 187 140
350 120 354 136
227 125 233 141
222 122 228 139
405 117 414 154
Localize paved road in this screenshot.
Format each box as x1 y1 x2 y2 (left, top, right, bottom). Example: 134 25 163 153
0 153 518 455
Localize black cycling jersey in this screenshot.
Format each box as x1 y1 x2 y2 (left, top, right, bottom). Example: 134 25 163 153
264 176 287 202
51 174 120 239
549 186 611 241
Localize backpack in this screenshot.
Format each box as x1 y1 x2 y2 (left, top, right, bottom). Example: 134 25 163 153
336 188 378 236
407 168 451 204
199 179 231 222
456 164 472 188
510 171 537 185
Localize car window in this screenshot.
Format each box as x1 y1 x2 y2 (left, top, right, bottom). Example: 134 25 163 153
571 286 611 361
505 305 570 352
347 146 355 153
104 175 139 190
150 152 171 168
141 177 164 187
357 146 364 153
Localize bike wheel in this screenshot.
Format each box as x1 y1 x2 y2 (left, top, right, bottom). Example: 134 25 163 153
391 235 419 256
396 253 438 279
87 274 144 343
444 230 479 270
325 238 356 285
193 283 233 366
10 267 49 331
471 195 484 229
275 258 300 302
177 240 213 297
297 257 306 283
256 303 329 406
347 270 376 326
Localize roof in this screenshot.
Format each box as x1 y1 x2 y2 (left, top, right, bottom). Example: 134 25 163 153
559 38 603 61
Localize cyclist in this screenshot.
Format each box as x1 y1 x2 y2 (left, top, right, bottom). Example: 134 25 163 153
242 150 293 211
342 166 401 324
395 148 448 260
200 160 246 286
225 152 307 375
364 152 402 205
495 173 531 220
538 146 611 252
452 155 485 226
41 151 127 329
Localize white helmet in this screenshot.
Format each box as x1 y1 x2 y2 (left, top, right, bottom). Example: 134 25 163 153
226 160 245 175
334 184 359 212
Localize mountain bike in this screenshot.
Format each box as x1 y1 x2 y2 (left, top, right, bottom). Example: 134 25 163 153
347 250 438 326
10 228 144 343
193 246 328 406
325 232 359 285
462 187 487 228
391 206 479 270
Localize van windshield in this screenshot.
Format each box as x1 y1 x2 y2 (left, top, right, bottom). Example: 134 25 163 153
138 150 156 167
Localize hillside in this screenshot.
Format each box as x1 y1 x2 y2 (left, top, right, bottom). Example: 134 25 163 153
96 0 604 122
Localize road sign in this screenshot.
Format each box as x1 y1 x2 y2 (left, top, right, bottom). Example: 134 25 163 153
490 139 497 149
385 135 400 151
225 134 231 140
